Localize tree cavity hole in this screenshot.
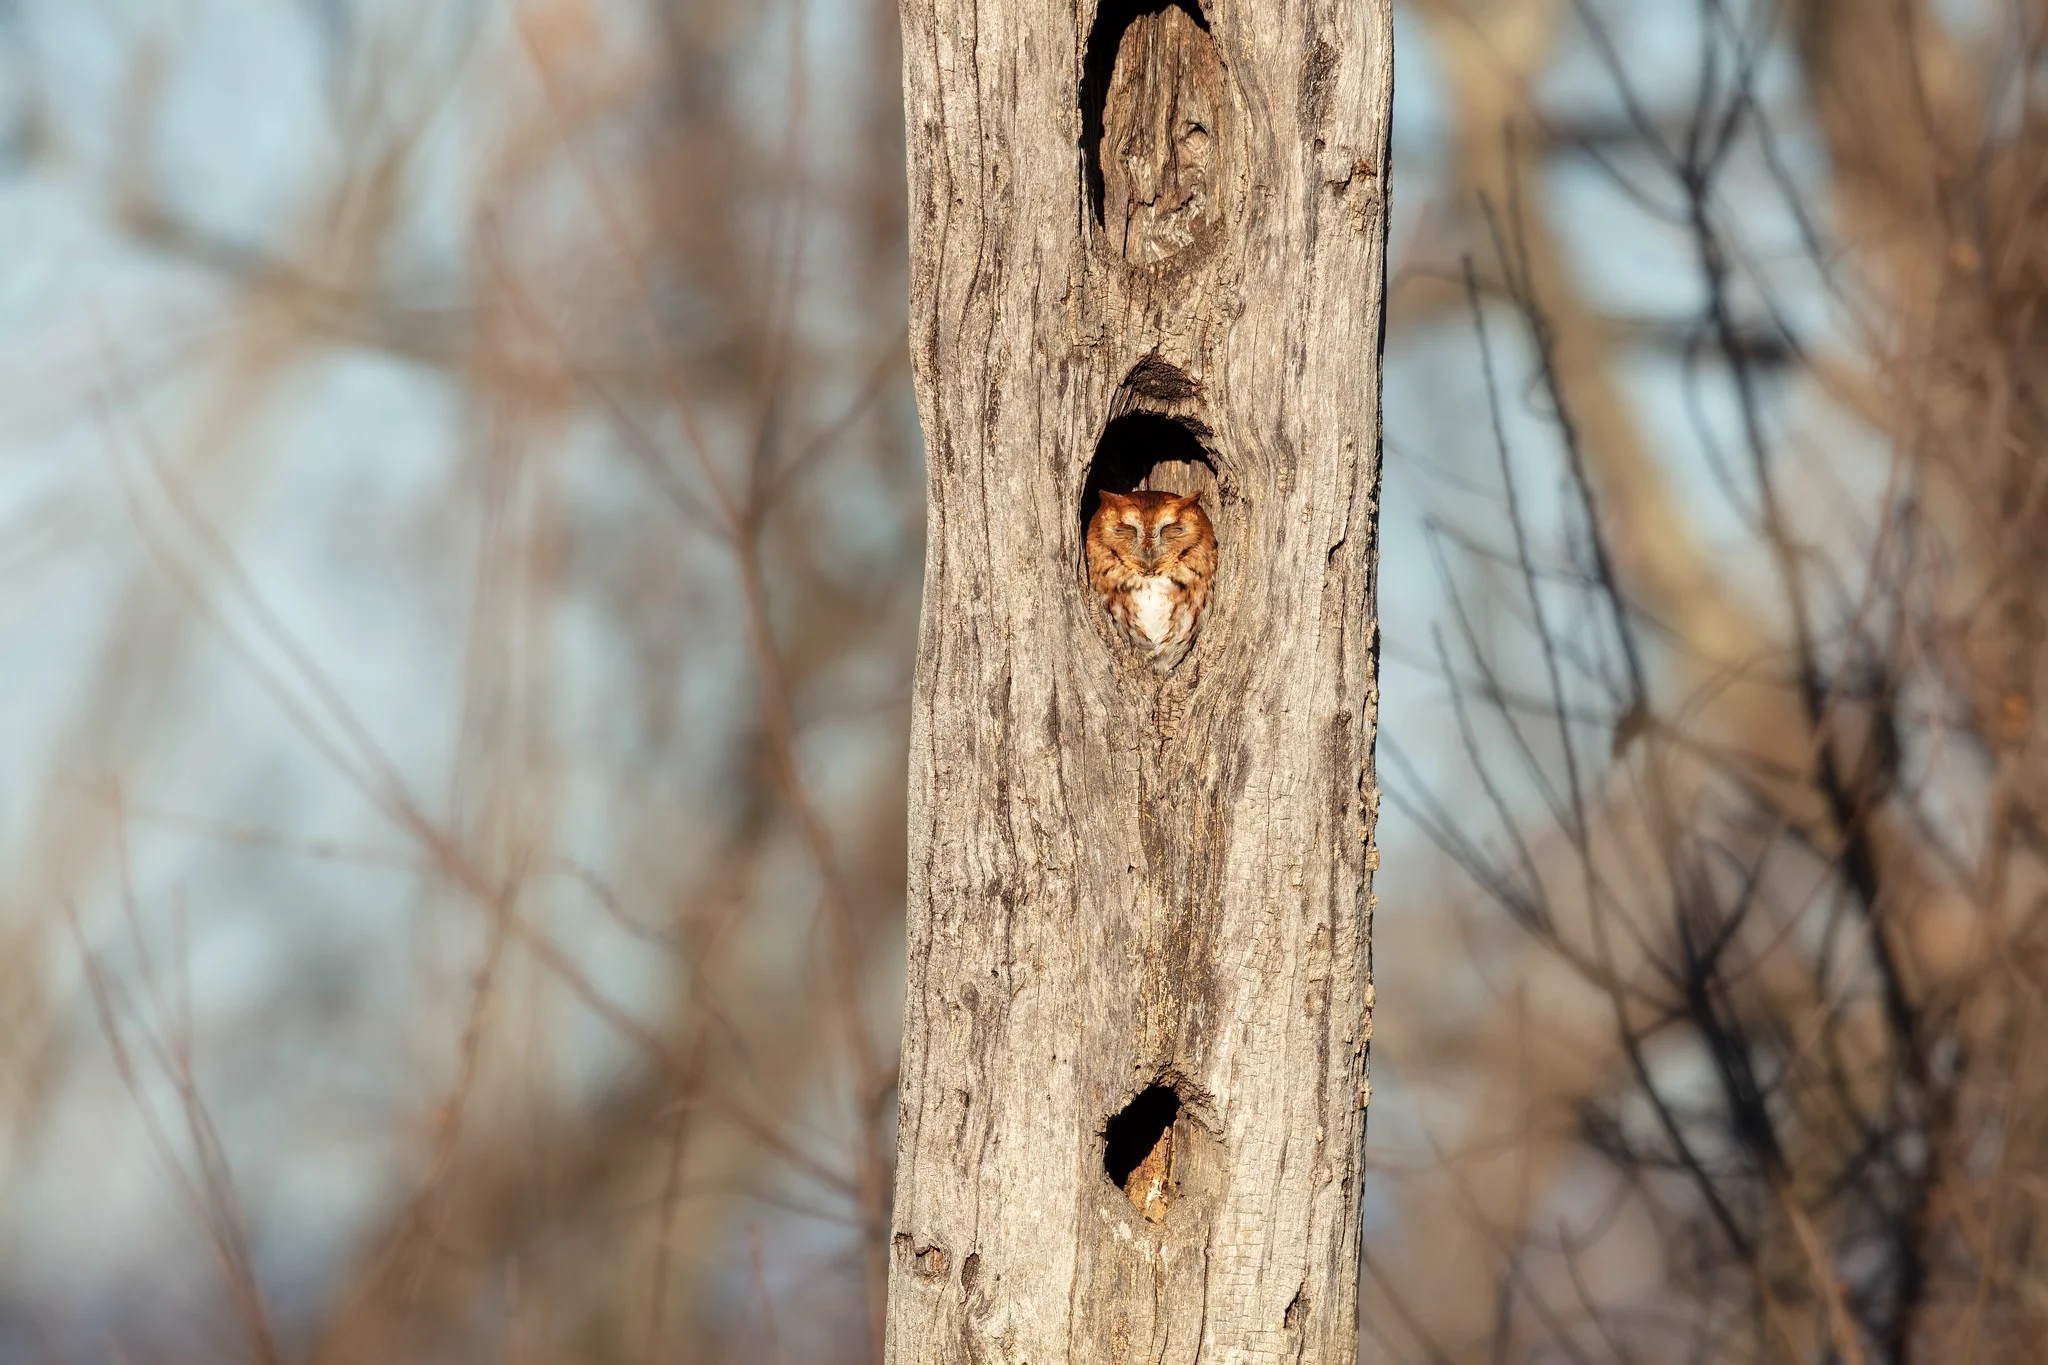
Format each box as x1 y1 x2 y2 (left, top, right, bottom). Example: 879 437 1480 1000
1081 410 1215 543
1104 1084 1181 1222
1081 0 1213 229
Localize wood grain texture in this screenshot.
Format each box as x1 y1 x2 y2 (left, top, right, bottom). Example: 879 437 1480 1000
887 0 1390 1357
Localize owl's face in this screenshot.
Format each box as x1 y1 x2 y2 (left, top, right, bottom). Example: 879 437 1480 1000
1090 490 1212 574
1086 487 1218 673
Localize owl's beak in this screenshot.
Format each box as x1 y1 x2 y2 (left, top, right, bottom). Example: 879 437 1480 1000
1135 538 1164 568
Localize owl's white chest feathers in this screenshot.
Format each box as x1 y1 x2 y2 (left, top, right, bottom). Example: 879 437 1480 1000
1126 576 1182 644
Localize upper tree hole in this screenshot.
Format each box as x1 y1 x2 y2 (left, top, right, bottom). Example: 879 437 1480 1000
1103 1084 1181 1222
1081 0 1225 264
1083 0 1210 225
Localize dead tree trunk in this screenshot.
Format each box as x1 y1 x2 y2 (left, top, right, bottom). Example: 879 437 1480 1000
886 0 1390 1358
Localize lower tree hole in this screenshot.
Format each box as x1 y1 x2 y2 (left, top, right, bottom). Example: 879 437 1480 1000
1104 1084 1181 1222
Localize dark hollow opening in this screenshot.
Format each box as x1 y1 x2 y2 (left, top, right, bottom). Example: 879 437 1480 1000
1081 411 1214 538
1104 1084 1181 1189
1080 0 1211 226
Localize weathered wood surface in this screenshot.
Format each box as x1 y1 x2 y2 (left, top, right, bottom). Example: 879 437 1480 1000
887 0 1391 1357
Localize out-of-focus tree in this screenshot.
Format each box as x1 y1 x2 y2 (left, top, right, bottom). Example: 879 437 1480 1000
1364 1 2048 1361
1 1 914 1361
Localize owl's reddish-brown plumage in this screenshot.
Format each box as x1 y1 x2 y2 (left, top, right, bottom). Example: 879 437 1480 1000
1086 489 1217 674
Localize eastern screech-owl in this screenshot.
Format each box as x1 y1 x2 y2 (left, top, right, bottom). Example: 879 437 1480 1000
1086 489 1217 674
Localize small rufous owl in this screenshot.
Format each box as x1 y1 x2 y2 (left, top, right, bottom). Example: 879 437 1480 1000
1086 489 1217 674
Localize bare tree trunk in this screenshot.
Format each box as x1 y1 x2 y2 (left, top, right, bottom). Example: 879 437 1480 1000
884 0 1391 1358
